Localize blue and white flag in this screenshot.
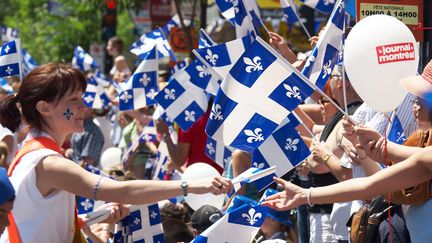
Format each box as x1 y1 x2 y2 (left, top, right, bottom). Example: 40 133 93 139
72 46 99 72
194 35 252 80
252 113 310 177
199 28 216 49
206 37 314 151
1 26 19 42
131 28 176 61
205 136 234 169
185 58 221 96
0 39 22 78
215 0 235 25
192 196 268 243
122 120 158 164
169 58 189 76
229 166 277 196
300 0 337 14
233 0 257 38
301 0 345 91
280 0 301 24
153 140 170 180
83 76 111 109
93 69 113 88
113 204 164 243
154 68 208 131
119 47 159 111
0 78 12 93
161 14 191 36
21 48 37 76
388 115 407 145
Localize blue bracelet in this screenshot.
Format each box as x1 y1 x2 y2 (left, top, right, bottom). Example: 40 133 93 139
93 176 103 200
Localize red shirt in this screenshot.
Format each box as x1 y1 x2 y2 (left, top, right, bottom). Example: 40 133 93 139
178 108 223 174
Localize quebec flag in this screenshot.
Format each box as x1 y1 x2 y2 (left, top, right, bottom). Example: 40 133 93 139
206 37 314 151
83 76 111 109
93 69 113 88
0 39 22 78
0 78 13 93
205 136 234 169
299 0 337 14
194 35 252 80
21 48 38 76
198 28 216 49
161 14 191 37
215 0 235 25
153 140 170 180
72 46 99 72
252 113 311 177
119 47 159 111
154 67 208 131
185 58 221 96
130 27 176 61
1 25 19 42
301 0 345 91
280 0 300 24
192 196 268 243
229 166 277 196
388 115 407 145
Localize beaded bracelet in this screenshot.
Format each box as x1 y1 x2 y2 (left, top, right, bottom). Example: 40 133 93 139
307 187 314 207
93 176 103 200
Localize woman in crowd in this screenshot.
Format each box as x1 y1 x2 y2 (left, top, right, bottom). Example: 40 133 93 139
0 63 231 243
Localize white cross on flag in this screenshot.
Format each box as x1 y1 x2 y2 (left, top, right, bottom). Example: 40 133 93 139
0 39 22 78
82 76 111 109
71 46 99 72
119 47 159 111
301 0 345 91
301 0 337 14
206 37 314 151
130 27 176 61
205 136 234 169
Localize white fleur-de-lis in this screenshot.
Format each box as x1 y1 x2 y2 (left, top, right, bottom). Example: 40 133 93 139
4 45 10 53
205 49 219 65
252 162 265 169
223 156 232 166
164 89 176 100
154 31 161 36
139 73 151 86
284 84 302 100
120 91 133 103
321 60 332 79
196 65 211 78
241 208 262 225
80 199 93 211
323 0 335 5
244 56 263 73
245 128 265 143
133 217 141 225
303 55 316 70
210 104 223 120
207 143 216 155
285 138 300 151
5 66 13 75
161 164 167 173
338 50 344 61
78 52 85 58
146 89 157 99
396 132 407 143
141 133 152 142
83 95 94 104
185 110 196 122
150 211 158 219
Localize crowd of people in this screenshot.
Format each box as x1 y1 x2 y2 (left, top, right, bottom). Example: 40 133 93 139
0 14 431 243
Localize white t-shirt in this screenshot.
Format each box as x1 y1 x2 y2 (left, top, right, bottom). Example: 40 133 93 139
0 133 76 243
0 124 16 164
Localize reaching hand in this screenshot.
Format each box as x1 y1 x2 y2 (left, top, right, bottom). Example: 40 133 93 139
97 203 130 224
189 176 233 195
354 126 383 150
262 177 307 211
268 31 297 63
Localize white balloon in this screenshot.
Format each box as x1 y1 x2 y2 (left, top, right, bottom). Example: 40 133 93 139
344 15 419 112
182 163 225 211
100 147 122 171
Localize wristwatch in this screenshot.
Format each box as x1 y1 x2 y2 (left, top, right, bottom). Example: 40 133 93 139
322 153 332 166
180 181 188 196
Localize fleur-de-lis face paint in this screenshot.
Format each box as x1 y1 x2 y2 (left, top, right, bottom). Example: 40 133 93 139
63 108 74 120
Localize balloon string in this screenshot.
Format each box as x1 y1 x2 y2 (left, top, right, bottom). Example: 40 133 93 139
383 115 392 243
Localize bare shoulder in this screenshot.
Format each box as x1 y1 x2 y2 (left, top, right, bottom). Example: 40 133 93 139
38 155 81 174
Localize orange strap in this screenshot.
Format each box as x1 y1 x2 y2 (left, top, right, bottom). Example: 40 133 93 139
7 137 62 243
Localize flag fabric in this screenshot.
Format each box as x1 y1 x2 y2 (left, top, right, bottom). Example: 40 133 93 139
72 46 99 72
280 0 301 24
113 204 164 243
130 28 176 61
194 35 252 80
83 76 111 109
0 39 22 78
206 37 314 151
199 28 216 49
301 0 345 91
118 47 159 111
93 69 113 88
121 120 158 164
205 136 234 169
153 140 170 180
169 58 189 76
154 68 208 131
229 166 277 196
252 113 310 177
192 196 268 243
0 78 13 93
185 58 221 96
1 26 19 42
233 0 257 38
388 115 407 145
299 0 337 14
21 48 37 76
215 0 236 25
161 14 191 36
